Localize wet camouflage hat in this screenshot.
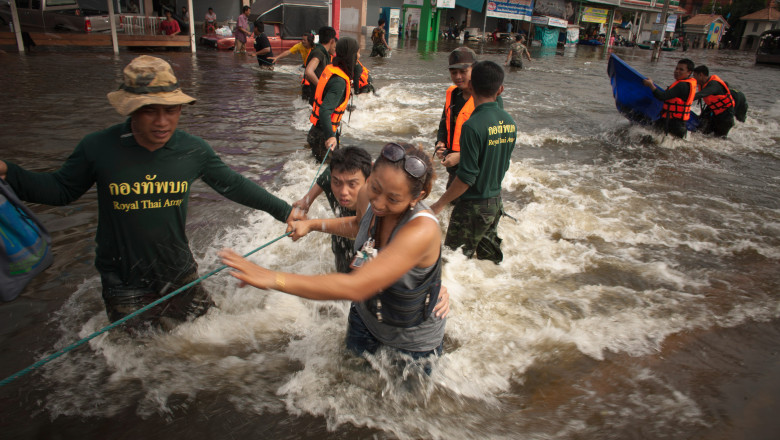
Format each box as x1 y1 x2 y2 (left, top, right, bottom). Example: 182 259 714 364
107 55 195 116
448 47 477 69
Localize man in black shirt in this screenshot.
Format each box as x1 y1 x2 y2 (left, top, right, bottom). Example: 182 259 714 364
253 20 274 70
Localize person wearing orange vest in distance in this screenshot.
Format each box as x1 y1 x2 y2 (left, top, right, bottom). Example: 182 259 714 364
353 52 375 95
434 48 504 188
307 37 358 162
642 58 696 139
303 27 338 104
692 65 736 138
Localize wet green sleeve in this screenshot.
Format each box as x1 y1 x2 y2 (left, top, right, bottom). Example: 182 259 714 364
316 166 331 191
199 143 292 223
694 81 726 101
5 142 95 206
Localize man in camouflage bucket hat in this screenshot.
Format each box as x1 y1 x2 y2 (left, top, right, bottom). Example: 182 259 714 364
0 55 304 330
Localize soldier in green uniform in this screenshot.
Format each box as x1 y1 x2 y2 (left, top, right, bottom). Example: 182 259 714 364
0 56 303 328
430 61 516 264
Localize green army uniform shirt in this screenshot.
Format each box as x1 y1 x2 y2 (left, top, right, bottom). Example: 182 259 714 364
455 101 517 201
6 119 292 284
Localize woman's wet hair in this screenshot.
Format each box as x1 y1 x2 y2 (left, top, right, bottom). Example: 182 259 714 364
374 143 435 200
334 37 359 80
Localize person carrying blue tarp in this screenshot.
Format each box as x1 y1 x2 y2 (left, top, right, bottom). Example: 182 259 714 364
642 58 697 139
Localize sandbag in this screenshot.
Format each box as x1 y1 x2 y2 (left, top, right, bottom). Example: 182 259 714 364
0 178 54 301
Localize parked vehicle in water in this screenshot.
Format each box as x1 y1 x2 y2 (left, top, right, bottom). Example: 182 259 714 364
756 29 780 65
200 0 327 51
0 0 112 33
200 22 298 52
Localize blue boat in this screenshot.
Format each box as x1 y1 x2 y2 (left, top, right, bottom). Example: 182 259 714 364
607 54 698 131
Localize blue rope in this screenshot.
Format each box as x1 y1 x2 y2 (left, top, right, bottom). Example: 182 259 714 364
0 149 331 388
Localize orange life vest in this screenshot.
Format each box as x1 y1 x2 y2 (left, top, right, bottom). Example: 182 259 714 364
357 60 370 89
661 78 696 121
310 65 351 133
444 85 474 152
699 75 734 115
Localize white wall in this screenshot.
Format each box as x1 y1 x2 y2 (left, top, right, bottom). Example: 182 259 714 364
366 0 404 27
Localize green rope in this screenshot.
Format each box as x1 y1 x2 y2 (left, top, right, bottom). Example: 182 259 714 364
0 149 331 388
310 147 330 190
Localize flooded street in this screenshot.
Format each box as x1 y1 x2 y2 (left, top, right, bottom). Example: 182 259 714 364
1 36 780 439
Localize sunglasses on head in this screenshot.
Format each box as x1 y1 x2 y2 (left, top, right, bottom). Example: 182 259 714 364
381 143 427 179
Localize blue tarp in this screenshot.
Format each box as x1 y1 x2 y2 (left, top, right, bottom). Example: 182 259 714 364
0 178 53 302
534 25 559 47
456 0 484 13
607 54 699 131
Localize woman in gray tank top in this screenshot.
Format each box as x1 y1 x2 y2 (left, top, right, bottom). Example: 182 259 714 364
220 143 448 366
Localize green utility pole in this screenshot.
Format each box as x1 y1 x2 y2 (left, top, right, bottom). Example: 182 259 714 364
418 0 442 42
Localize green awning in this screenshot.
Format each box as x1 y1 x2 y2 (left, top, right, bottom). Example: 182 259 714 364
456 0 484 13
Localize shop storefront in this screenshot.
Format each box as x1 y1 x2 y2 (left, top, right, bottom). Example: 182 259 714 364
531 15 568 47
